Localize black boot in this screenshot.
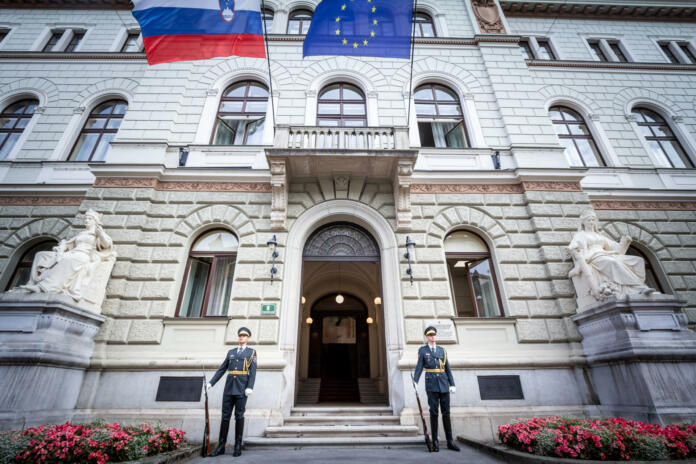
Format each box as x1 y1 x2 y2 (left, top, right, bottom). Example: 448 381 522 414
232 418 244 457
442 414 460 452
430 416 439 452
209 419 229 457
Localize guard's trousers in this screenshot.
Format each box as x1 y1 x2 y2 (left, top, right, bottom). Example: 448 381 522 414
221 394 248 421
426 391 450 418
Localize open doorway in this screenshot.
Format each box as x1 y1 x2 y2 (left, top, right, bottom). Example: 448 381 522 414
296 222 388 404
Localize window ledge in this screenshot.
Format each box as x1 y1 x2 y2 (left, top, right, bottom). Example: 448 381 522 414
163 316 230 326
452 317 517 325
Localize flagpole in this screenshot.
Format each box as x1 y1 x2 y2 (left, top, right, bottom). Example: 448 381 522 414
406 0 418 130
260 0 277 131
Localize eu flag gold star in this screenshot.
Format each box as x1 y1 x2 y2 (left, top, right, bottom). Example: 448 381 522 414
363 39 368 46
336 16 341 22
353 42 359 48
342 38 348 45
370 31 375 37
371 6 376 12
373 19 378 25
335 29 341 35
341 4 346 9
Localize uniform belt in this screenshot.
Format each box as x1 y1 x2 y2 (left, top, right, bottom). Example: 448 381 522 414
425 368 445 373
228 370 249 375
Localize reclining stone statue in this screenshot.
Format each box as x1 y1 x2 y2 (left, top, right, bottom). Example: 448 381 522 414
568 209 655 310
10 209 116 312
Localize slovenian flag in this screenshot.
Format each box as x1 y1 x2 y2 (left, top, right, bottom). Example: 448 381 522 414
132 0 266 65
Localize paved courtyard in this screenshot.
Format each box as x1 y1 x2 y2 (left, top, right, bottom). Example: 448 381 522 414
184 445 506 463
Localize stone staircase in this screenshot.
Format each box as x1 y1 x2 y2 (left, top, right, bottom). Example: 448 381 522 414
358 378 387 404
296 378 321 404
244 405 422 447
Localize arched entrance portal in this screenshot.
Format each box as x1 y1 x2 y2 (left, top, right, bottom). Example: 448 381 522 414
297 223 388 404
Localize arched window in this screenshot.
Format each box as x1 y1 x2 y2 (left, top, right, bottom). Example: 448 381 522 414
444 231 503 317
262 8 274 33
0 98 39 160
632 107 693 168
212 81 268 145
549 106 605 167
68 99 127 162
4 240 57 291
414 12 436 37
626 246 667 294
317 83 367 127
176 230 239 317
288 9 312 35
414 83 469 148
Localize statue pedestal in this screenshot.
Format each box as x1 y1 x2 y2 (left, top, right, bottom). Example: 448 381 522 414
572 295 696 424
0 293 104 429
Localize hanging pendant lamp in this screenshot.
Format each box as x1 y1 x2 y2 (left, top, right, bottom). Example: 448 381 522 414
335 261 344 304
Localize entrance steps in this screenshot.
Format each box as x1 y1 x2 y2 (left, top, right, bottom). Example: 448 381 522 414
244 405 422 448
296 378 321 404
358 378 388 404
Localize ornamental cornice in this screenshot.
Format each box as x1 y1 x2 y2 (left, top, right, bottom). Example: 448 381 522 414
591 200 696 211
527 59 696 72
411 181 583 194
93 177 272 193
500 1 696 23
0 196 84 206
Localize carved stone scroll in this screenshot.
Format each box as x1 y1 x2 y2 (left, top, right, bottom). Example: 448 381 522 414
472 0 506 34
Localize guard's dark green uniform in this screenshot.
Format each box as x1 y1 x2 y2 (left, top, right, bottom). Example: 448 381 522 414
209 327 257 457
413 326 460 452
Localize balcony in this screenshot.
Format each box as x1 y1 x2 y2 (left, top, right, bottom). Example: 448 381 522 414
266 125 417 231
277 125 408 151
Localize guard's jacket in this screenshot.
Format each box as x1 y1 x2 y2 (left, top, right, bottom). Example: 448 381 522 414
413 344 455 393
209 347 257 396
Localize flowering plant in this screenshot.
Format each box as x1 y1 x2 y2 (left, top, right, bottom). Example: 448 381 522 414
498 416 696 461
0 420 186 464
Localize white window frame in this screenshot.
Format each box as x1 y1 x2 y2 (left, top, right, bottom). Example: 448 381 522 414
625 101 696 169
50 91 131 162
519 35 560 60
33 26 89 52
583 36 633 63
0 92 46 161
653 38 696 64
0 26 14 51
110 27 143 52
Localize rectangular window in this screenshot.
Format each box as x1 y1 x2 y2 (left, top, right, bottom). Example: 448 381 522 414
536 39 556 60
679 42 696 64
65 31 84 52
121 32 141 52
42 30 64 52
660 42 680 63
0 29 8 44
588 40 607 61
519 39 533 59
609 41 630 62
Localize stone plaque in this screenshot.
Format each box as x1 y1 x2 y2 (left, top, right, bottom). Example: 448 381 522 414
478 375 524 400
634 311 680 331
424 319 457 342
156 376 203 402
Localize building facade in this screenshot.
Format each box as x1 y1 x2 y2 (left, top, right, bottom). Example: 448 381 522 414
1 0 695 442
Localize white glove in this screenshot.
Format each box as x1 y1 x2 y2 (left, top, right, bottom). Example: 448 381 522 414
449 386 456 394
206 382 212 390
245 388 253 396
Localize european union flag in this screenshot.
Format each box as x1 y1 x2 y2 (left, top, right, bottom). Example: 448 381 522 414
303 0 413 59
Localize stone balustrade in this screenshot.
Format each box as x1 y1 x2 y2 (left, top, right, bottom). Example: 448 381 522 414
275 125 409 151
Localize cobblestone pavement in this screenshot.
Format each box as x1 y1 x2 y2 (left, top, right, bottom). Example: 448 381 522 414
184 444 507 463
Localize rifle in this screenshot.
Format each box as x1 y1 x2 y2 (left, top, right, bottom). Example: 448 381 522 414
411 373 434 452
201 369 210 457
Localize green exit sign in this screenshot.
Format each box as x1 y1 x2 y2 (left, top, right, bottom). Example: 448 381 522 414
261 303 276 315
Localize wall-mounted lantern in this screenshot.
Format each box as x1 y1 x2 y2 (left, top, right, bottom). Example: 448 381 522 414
366 317 374 324
267 235 278 285
404 236 416 286
306 317 313 325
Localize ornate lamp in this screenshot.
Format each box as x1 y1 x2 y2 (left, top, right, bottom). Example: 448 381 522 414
267 235 278 285
404 236 416 285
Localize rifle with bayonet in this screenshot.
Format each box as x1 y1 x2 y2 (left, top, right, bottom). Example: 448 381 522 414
201 369 210 457
411 373 434 452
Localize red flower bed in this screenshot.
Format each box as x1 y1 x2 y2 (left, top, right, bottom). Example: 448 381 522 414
0 421 186 464
498 417 696 461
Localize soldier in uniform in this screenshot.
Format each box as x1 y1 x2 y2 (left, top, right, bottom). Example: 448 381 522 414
207 327 257 457
413 326 460 452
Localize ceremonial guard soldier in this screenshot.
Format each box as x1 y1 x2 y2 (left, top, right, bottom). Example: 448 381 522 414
207 327 257 457
413 326 460 452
